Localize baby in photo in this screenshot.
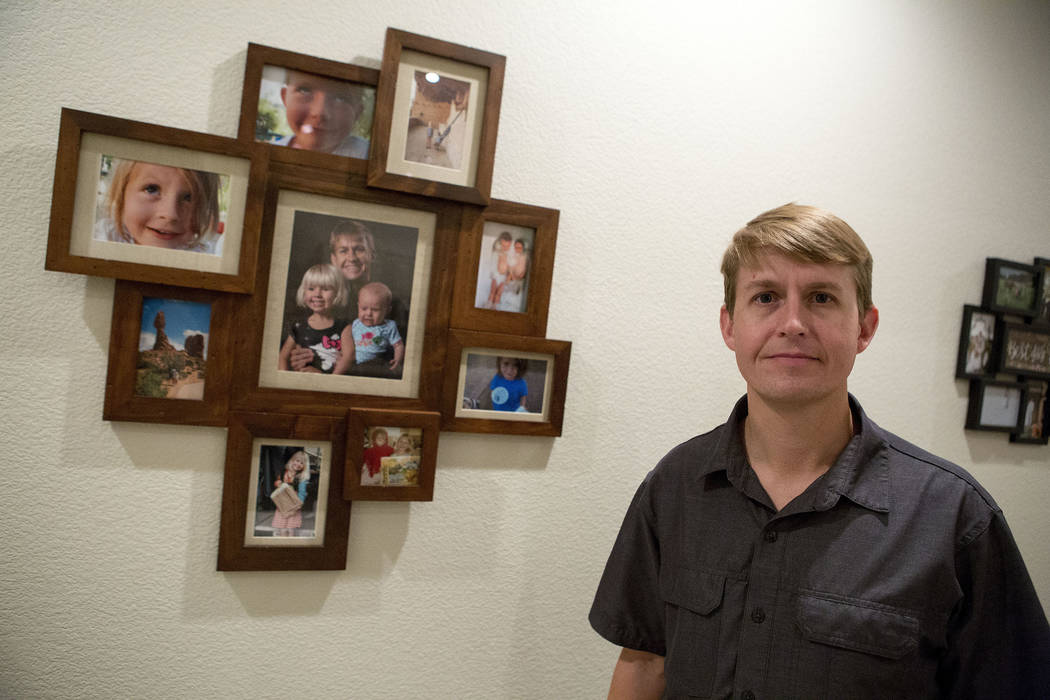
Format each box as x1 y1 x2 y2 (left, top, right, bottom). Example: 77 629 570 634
95 159 222 254
351 282 405 376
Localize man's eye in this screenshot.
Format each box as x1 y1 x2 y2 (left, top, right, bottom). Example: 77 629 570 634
813 292 832 304
755 292 775 304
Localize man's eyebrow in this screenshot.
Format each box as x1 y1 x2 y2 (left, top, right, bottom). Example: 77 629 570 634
740 278 847 292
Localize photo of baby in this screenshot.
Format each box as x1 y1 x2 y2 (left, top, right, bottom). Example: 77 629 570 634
93 156 229 255
474 221 534 313
252 445 322 539
256 64 375 159
461 353 548 414
403 70 470 170
135 297 211 400
360 426 423 487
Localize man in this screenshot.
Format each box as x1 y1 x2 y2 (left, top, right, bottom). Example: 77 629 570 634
589 204 1050 698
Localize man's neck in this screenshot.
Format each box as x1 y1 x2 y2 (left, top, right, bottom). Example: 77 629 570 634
741 390 855 510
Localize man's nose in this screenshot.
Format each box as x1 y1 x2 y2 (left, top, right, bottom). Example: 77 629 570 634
777 297 808 336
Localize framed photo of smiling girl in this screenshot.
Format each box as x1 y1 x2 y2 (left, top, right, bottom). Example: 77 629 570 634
45 108 268 293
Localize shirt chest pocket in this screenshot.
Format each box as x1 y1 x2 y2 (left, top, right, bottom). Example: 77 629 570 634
795 591 926 698
660 568 731 698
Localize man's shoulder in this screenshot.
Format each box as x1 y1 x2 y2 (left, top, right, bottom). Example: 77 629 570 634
645 422 732 484
873 420 1001 514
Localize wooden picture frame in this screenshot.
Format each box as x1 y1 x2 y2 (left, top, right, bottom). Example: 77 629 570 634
955 304 999 380
450 199 559 336
965 379 1025 433
103 280 232 426
1010 380 1049 445
45 108 267 293
217 412 351 571
345 408 439 501
229 166 461 416
368 28 505 206
1032 257 1050 326
442 329 570 436
981 258 1040 318
996 320 1050 380
238 43 379 174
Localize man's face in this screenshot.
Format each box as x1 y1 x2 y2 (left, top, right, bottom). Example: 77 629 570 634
719 252 878 409
331 233 373 282
280 70 360 153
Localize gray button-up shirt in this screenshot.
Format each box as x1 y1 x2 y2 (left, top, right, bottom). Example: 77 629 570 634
589 396 1050 699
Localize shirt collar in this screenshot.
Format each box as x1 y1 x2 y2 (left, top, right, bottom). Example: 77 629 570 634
699 394 890 513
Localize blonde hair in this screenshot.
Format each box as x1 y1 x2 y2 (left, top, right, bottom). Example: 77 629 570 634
329 220 376 259
106 160 221 244
296 264 348 308
369 427 389 445
393 433 414 453
284 450 310 485
720 203 873 316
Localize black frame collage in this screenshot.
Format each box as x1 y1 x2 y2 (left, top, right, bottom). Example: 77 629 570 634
44 30 572 571
957 257 1050 444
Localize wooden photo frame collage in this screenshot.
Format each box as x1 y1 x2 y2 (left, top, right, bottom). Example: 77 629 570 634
44 31 571 570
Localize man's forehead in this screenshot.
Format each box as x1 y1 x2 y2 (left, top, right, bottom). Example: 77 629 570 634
333 233 367 248
738 251 851 286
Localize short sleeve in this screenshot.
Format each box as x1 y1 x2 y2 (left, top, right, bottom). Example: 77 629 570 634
386 321 402 346
588 474 667 656
939 511 1050 698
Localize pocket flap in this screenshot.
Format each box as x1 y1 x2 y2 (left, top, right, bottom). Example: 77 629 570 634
661 568 726 615
796 592 919 659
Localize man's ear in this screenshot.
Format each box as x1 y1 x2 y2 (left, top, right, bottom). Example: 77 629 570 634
856 305 879 353
720 305 736 351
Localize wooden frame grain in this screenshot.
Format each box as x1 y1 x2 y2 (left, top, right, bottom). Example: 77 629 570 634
442 329 570 436
238 42 379 174
45 108 267 293
368 28 505 206
230 165 461 416
103 280 232 426
450 199 559 336
217 412 351 571
345 408 439 501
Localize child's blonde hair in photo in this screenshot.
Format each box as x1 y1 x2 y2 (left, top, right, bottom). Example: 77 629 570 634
285 450 310 485
106 160 222 244
295 264 348 308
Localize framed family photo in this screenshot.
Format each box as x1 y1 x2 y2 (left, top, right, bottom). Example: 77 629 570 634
345 408 439 501
217 412 351 571
981 258 1040 318
238 43 379 173
996 321 1050 380
442 329 570 436
368 28 505 205
965 379 1024 433
230 169 460 415
103 280 232 426
450 199 559 336
1009 380 1048 445
1033 257 1050 326
45 108 267 293
955 304 998 380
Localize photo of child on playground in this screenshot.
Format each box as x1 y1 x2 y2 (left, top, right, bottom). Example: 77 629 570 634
403 70 470 170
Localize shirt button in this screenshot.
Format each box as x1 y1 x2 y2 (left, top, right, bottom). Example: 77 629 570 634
742 691 756 700
751 607 766 623
764 530 778 543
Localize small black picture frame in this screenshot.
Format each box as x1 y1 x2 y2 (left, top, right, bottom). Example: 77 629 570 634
981 258 1040 318
1009 380 1048 445
1032 257 1050 326
965 378 1024 433
955 304 998 380
996 320 1050 380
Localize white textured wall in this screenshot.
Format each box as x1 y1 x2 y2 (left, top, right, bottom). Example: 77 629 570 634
2 1 1048 697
